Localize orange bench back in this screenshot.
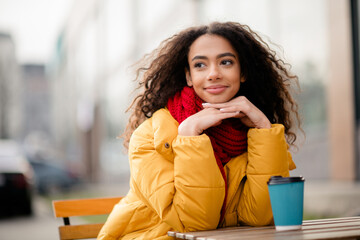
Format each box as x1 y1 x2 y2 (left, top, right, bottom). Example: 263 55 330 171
52 197 122 240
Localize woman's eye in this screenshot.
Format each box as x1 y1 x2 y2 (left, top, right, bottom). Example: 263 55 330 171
221 59 233 65
194 62 205 68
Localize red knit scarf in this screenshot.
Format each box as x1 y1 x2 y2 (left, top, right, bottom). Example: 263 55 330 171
167 86 248 224
167 86 248 165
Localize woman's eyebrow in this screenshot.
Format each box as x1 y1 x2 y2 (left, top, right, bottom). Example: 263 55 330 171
191 52 236 62
217 52 236 59
191 55 207 61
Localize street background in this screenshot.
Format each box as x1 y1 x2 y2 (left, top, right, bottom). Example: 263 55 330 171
1 0 360 239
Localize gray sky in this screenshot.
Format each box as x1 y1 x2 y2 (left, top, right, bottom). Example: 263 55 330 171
0 0 72 64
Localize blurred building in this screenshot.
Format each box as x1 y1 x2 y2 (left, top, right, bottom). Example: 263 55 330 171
0 32 21 140
21 64 50 137
48 0 360 182
20 64 56 160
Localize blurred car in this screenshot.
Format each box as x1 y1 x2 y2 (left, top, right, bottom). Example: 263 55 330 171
0 140 33 217
27 155 80 195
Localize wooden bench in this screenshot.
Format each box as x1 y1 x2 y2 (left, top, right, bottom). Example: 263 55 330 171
52 196 122 240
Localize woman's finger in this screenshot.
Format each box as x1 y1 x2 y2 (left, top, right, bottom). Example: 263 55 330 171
202 102 229 109
219 106 241 113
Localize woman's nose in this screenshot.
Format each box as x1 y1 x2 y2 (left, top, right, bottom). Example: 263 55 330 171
207 65 221 81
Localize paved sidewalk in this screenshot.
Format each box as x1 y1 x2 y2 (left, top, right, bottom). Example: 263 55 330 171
304 180 360 218
0 177 131 240
0 195 60 240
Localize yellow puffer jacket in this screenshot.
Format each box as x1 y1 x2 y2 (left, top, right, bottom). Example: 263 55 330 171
98 108 296 240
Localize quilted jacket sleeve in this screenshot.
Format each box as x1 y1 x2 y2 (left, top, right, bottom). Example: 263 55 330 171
237 124 296 226
128 110 225 232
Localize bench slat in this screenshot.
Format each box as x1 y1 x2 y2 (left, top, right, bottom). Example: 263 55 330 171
59 223 104 239
53 196 122 217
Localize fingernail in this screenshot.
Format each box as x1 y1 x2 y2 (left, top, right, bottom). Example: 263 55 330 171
202 103 210 106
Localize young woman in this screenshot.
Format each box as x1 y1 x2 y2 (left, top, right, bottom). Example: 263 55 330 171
98 21 299 240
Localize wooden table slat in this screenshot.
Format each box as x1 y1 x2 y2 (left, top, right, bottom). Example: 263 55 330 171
180 226 272 240
184 220 360 239
168 217 360 240
201 225 360 240
303 216 360 225
203 229 360 240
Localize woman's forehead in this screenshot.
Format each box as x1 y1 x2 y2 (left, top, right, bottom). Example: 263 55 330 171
188 34 237 59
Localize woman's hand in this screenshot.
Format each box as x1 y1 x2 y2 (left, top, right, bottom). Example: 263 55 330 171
202 96 272 129
178 107 239 136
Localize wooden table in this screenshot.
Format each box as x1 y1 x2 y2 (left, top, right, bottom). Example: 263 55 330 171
168 217 360 240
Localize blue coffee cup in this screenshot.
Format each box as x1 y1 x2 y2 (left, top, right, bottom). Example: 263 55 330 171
267 176 305 231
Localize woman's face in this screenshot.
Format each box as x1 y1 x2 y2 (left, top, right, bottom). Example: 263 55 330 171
186 34 245 103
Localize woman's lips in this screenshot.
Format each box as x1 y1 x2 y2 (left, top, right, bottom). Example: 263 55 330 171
205 85 228 94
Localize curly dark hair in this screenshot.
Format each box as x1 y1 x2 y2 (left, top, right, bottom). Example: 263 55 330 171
123 21 301 149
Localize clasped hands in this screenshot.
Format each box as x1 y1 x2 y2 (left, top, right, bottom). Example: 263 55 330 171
178 96 271 136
